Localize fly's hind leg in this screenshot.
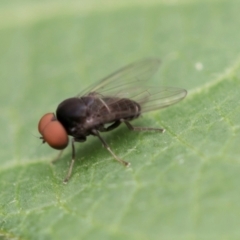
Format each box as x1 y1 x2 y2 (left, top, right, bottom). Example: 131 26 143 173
91 129 130 167
121 119 165 133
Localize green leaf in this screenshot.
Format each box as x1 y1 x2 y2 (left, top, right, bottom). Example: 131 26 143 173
1 0 240 239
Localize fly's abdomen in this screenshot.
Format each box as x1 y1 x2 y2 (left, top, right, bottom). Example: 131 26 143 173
101 98 141 122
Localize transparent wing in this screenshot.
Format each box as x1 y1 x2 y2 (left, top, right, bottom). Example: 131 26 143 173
78 58 161 97
99 86 187 113
85 86 187 122
77 58 187 119
129 86 187 112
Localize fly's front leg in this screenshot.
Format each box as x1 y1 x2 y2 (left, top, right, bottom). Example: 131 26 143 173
51 150 64 164
91 129 130 167
121 119 165 133
63 138 76 184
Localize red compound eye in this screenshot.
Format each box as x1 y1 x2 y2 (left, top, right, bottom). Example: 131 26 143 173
38 113 56 135
38 113 69 150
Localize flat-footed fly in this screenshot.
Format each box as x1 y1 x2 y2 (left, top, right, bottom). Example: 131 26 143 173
38 59 187 183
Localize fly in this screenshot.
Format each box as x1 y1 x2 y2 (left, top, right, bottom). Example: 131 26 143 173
38 58 187 183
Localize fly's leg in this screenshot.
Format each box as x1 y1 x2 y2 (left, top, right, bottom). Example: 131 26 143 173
91 129 130 167
121 119 165 133
98 120 121 132
63 138 76 184
51 150 64 164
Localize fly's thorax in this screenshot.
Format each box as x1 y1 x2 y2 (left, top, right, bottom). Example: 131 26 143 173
56 96 104 137
56 97 88 135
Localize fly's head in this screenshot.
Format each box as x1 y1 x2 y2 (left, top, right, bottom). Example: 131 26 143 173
38 113 69 150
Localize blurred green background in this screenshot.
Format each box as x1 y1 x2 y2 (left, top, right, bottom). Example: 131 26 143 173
1 0 240 239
